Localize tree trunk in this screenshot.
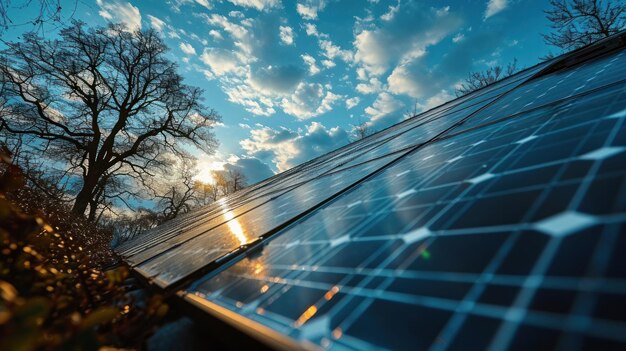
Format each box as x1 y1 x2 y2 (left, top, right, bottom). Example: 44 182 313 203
71 187 93 217
71 172 101 218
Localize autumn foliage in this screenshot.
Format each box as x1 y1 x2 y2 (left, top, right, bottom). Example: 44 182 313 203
0 148 168 350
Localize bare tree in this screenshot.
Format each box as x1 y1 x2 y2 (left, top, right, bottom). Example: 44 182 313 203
155 157 198 221
0 22 220 220
350 116 375 141
403 100 419 119
226 169 247 193
196 181 221 205
108 208 160 246
543 0 626 51
455 59 518 96
0 0 76 35
193 168 248 205
352 123 372 141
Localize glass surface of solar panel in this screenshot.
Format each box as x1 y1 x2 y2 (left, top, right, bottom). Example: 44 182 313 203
117 60 551 263
185 49 626 350
132 151 409 287
457 50 626 133
121 77 552 283
117 61 549 258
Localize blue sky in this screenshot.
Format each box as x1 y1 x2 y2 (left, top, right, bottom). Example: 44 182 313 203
4 0 555 184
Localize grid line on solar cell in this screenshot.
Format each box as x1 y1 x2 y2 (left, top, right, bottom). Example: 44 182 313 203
185 56 626 350
120 60 550 288
116 61 549 259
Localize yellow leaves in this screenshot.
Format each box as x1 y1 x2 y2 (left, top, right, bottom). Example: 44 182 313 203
81 307 119 330
145 295 169 318
34 217 54 233
0 154 172 349
104 266 128 288
0 280 18 302
70 312 81 325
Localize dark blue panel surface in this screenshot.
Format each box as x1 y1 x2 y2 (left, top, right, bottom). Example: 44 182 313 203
186 52 626 350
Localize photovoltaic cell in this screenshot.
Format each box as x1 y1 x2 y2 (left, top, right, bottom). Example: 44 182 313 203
116 60 550 264
181 48 626 350
119 65 549 288
115 34 626 350
132 152 403 287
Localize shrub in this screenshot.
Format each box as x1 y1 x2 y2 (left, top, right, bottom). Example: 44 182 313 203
0 149 168 350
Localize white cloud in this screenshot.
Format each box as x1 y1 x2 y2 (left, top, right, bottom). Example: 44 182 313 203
200 48 242 76
196 11 351 120
279 25 294 45
353 4 461 76
301 54 320 75
484 0 508 19
226 0 281 11
195 0 212 9
296 0 326 20
189 33 208 45
179 42 197 55
196 153 275 185
346 97 360 109
381 1 400 21
222 80 277 116
387 65 422 97
320 39 353 63
321 59 335 68
421 90 455 111
229 10 245 17
301 23 350 64
201 69 215 80
201 13 249 43
303 23 320 37
452 33 465 43
209 29 224 40
241 122 350 172
387 31 505 100
365 92 404 121
147 15 166 31
356 77 383 94
96 0 141 31
280 82 341 119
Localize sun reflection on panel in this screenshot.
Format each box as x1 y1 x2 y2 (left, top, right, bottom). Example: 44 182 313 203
295 305 318 327
222 210 248 245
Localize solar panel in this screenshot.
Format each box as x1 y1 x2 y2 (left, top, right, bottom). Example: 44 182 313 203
120 57 557 263
132 152 404 287
120 66 550 289
184 56 626 349
118 34 626 350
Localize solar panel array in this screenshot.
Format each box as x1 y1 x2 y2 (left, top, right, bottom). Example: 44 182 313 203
118 38 626 350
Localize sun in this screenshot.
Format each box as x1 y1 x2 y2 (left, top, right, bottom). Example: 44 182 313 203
194 170 216 185
194 160 224 185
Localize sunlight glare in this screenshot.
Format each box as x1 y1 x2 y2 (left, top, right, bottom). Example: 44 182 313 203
194 170 216 185
223 210 248 245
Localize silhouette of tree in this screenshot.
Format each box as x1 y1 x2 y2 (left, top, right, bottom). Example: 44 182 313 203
543 0 626 51
0 0 76 35
351 122 372 141
226 169 247 193
0 22 220 220
155 157 198 222
455 59 518 96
